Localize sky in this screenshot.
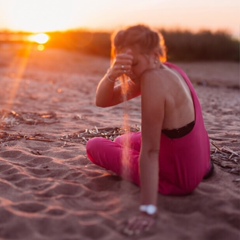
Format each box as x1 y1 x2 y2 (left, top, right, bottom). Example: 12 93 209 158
0 0 239 37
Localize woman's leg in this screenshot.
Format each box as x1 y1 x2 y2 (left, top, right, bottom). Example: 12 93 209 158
114 132 142 151
86 135 141 185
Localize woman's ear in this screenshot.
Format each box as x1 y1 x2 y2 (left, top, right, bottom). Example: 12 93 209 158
153 49 160 62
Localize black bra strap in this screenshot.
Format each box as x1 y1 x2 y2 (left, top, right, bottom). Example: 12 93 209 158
162 121 195 139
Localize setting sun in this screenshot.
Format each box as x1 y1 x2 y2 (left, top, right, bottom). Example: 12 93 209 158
28 33 49 44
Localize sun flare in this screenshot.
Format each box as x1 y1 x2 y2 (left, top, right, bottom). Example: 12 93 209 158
28 33 49 44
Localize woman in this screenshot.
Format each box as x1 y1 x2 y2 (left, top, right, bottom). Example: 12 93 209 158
86 25 213 236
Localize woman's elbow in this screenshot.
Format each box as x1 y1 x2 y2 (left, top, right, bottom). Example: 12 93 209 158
141 148 160 161
95 99 109 108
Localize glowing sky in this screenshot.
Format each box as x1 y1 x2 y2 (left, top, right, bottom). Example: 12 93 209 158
0 0 239 37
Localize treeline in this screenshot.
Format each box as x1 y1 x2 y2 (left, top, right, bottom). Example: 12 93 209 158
1 29 239 61
45 29 239 61
46 31 111 57
161 29 239 61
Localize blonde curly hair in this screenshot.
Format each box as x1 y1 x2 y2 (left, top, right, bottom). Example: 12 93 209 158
111 24 167 63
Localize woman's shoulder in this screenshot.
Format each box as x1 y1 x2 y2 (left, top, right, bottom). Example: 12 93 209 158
140 68 168 97
140 67 163 80
140 66 169 84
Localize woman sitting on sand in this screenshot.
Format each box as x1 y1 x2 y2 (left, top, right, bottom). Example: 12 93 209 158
86 24 213 236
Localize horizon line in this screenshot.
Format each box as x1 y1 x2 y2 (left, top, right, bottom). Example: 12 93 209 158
0 26 237 35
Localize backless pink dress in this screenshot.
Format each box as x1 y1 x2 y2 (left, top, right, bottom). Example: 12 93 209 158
86 63 211 195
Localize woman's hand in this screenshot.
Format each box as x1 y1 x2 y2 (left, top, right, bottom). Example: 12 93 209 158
121 212 157 236
107 49 134 81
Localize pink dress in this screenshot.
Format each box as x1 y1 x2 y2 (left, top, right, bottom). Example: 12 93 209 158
86 63 211 195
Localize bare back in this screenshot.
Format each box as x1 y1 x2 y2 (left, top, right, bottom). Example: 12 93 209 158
141 65 195 130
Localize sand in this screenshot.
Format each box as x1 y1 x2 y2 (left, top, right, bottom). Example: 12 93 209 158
0 46 239 240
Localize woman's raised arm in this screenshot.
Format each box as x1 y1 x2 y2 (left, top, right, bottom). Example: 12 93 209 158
96 50 140 107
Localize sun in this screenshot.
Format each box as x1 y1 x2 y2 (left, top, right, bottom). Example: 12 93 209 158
28 33 50 44
27 33 50 51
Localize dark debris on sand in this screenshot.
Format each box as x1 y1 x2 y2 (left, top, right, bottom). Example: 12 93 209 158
60 126 141 144
0 110 58 128
0 110 239 182
211 142 240 182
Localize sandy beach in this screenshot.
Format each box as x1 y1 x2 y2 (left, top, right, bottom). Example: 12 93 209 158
0 46 239 240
